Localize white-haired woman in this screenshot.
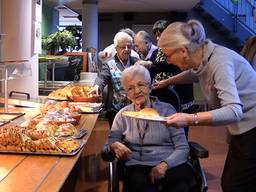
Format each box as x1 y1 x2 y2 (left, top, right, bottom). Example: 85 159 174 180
91 31 138 126
98 28 139 63
153 19 256 192
104 64 197 192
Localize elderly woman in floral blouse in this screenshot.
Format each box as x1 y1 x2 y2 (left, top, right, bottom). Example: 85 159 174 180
90 31 138 126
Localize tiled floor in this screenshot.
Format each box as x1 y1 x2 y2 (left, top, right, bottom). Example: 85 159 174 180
62 117 228 192
189 125 228 192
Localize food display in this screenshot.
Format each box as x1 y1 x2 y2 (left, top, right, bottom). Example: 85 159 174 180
0 124 82 154
39 101 81 125
40 101 77 115
48 89 69 100
122 108 167 122
47 85 100 102
0 101 89 155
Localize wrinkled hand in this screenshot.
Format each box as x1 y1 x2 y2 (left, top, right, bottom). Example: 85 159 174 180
99 51 111 61
88 85 100 96
135 60 153 68
99 51 110 60
152 79 169 90
165 113 191 128
149 162 168 183
110 142 132 160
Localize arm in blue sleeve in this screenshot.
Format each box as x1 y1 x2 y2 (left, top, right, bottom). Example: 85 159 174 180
163 128 190 168
95 62 112 92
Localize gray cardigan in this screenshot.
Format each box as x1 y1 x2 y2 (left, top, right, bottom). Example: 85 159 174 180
106 97 189 168
184 40 256 135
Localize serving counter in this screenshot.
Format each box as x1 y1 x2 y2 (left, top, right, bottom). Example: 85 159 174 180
0 107 98 192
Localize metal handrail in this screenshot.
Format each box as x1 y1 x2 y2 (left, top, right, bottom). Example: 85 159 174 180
213 0 256 34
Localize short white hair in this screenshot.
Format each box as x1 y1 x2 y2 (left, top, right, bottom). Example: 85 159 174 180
113 31 133 47
121 64 151 87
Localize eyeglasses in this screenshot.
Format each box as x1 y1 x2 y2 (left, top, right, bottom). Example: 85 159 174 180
117 44 133 50
126 83 149 94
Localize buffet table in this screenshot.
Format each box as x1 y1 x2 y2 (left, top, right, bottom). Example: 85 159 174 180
0 107 98 192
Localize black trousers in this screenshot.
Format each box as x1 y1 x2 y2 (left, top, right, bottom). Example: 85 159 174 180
124 163 198 192
221 127 256 192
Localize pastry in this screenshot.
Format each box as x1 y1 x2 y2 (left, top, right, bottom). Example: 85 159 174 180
48 89 68 100
138 108 160 117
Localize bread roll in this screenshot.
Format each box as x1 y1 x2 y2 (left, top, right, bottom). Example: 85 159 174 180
139 108 160 117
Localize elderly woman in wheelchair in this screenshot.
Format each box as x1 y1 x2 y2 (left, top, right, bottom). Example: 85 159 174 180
102 64 198 192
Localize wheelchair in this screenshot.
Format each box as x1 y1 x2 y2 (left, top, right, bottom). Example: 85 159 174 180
101 86 209 192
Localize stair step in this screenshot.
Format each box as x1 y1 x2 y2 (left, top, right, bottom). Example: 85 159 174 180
201 12 213 20
217 27 230 35
210 20 222 28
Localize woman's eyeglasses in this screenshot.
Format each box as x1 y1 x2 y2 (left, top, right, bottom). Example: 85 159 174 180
126 83 149 94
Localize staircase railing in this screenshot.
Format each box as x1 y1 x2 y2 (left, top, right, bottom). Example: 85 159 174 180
213 0 256 35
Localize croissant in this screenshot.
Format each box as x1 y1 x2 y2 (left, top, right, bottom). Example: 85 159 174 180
25 130 49 140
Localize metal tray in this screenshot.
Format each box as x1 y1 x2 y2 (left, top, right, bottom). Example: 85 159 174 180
79 107 102 114
0 140 86 156
71 128 87 139
69 102 103 114
46 96 70 101
0 112 25 121
0 120 10 127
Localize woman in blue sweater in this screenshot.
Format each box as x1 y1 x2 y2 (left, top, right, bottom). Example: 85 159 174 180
105 64 197 192
154 19 256 192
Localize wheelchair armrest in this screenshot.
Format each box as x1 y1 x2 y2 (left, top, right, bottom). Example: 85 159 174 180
189 141 209 158
101 145 116 162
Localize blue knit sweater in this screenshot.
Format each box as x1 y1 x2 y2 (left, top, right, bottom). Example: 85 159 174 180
106 96 189 168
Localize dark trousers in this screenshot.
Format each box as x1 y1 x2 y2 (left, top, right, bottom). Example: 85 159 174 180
221 127 256 192
124 163 198 192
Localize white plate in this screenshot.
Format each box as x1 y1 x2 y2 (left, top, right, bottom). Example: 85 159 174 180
122 111 167 122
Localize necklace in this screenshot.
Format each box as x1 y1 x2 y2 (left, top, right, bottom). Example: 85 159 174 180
134 102 152 160
136 119 149 160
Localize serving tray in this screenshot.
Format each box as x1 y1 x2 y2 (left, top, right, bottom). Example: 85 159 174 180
0 112 25 121
69 102 103 114
47 97 70 101
72 128 87 139
0 120 10 127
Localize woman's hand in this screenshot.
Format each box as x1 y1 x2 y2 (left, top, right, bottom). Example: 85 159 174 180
152 79 170 90
165 113 193 128
135 60 153 68
88 85 100 96
110 142 132 160
149 162 168 183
